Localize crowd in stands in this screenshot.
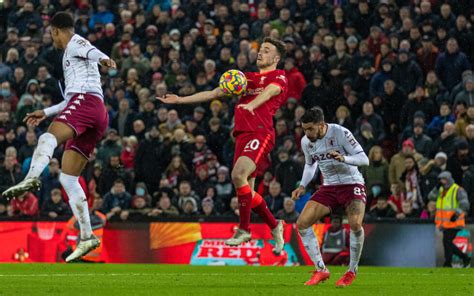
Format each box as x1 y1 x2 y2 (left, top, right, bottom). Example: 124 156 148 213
0 0 473 223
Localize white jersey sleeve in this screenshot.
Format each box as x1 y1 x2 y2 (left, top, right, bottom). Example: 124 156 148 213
338 127 369 166
300 137 318 188
68 37 109 62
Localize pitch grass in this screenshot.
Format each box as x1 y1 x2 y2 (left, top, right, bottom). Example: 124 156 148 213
0 264 472 296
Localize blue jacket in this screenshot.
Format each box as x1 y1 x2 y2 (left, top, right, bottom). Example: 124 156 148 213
370 70 391 98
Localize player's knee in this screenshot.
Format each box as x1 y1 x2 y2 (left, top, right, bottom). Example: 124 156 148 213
296 218 310 231
38 132 58 148
349 222 363 232
231 168 247 186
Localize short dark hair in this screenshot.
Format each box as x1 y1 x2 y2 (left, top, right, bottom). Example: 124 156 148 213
263 37 286 60
301 106 325 124
51 12 74 29
114 178 125 185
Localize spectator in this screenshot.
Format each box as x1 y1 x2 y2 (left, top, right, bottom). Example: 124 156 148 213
0 155 22 194
370 58 392 99
9 192 39 217
99 155 133 195
159 109 185 135
400 155 424 210
164 156 191 188
125 196 152 221
361 146 389 202
149 192 179 217
355 101 385 143
396 200 420 220
264 181 286 214
39 158 61 205
409 122 433 158
200 197 217 217
420 200 437 220
381 80 406 132
274 148 302 196
96 129 122 165
284 58 306 100
102 179 132 220
420 152 448 199
392 49 423 95
453 75 473 107
41 188 70 218
224 196 239 218
431 122 459 158
435 38 471 91
181 198 198 216
369 196 396 218
427 102 456 138
120 136 138 170
333 105 354 131
455 106 474 137
400 86 437 129
321 215 349 266
389 139 423 186
276 198 299 223
354 122 377 154
301 72 331 114
387 183 405 214
176 180 199 210
417 35 439 76
447 141 472 185
215 166 232 205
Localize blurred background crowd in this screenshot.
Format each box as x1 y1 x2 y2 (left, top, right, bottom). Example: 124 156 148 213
0 0 473 223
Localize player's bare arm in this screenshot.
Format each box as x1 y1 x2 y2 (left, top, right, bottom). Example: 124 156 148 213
23 110 47 127
237 84 281 115
157 87 225 104
292 185 306 200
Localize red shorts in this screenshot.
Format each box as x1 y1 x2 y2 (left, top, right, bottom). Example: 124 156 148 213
233 132 274 178
54 93 108 159
311 184 367 212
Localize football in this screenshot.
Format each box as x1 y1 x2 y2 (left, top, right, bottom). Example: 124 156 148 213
219 69 247 96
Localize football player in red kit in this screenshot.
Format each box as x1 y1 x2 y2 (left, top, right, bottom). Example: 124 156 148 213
158 37 288 252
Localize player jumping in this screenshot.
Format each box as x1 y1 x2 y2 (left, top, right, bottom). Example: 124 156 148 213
292 107 369 287
2 12 116 262
157 37 288 253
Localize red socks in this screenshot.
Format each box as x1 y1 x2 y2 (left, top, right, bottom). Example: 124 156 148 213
237 185 252 232
251 191 278 229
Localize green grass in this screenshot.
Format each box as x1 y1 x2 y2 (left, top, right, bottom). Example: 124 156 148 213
0 264 472 296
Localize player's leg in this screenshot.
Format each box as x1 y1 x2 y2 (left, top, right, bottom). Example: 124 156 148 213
297 200 331 270
225 156 256 246
249 176 284 253
62 149 99 262
297 200 331 285
2 122 74 198
346 199 365 273
336 198 365 288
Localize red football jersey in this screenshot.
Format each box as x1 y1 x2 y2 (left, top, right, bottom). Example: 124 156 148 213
234 69 288 134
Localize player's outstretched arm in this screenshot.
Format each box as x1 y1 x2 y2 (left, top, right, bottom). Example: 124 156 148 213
23 99 68 127
237 84 281 115
157 87 225 105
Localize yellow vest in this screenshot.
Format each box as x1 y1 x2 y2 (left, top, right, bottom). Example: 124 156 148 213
435 184 465 229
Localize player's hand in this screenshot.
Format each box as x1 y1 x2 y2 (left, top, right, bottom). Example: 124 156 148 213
329 151 345 162
23 110 47 127
237 103 255 115
99 58 117 69
291 185 305 200
156 93 180 104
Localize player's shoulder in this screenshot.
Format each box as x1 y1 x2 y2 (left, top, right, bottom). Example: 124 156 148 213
69 34 90 48
328 123 352 137
300 135 312 151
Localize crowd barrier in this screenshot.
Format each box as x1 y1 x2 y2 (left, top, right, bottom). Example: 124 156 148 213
0 221 472 267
